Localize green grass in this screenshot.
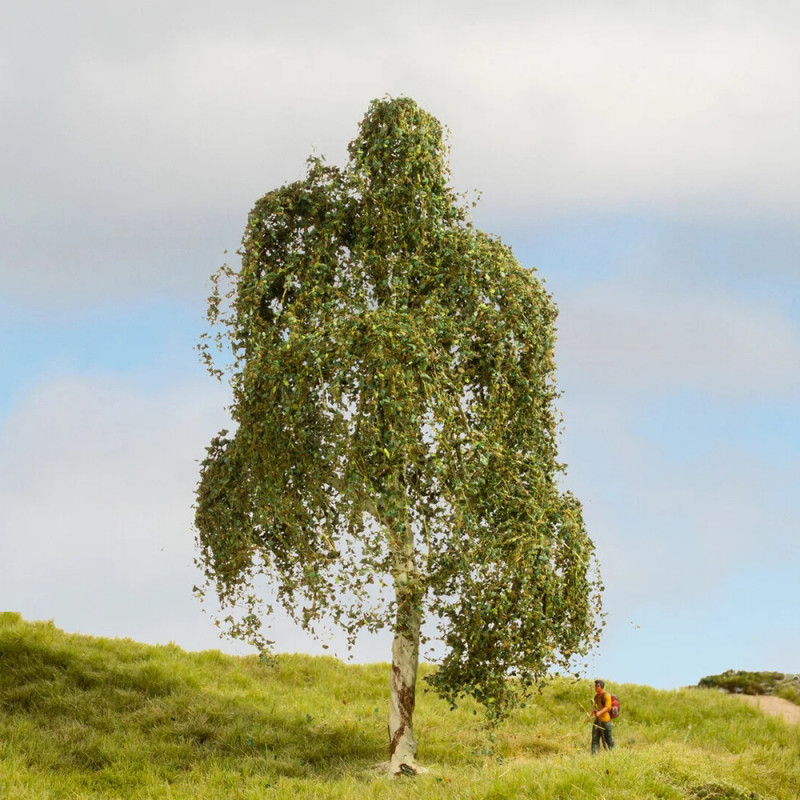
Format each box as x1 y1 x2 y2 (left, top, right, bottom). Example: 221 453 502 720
2 613 798 799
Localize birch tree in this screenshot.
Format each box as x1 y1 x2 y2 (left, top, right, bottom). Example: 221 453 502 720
195 97 602 775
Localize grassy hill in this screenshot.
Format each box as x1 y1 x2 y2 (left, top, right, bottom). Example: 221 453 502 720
1 613 797 799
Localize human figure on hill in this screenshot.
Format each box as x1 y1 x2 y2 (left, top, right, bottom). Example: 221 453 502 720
587 679 615 754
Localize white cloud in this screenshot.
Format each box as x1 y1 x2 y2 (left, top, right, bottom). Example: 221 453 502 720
556 282 800 399
0 372 396 660
2 1 799 307
442 3 800 217
17 2 800 220
0 374 228 647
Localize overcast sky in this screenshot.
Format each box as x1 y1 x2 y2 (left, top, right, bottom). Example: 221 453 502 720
2 0 798 690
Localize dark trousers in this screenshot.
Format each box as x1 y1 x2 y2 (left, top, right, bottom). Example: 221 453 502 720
591 721 614 753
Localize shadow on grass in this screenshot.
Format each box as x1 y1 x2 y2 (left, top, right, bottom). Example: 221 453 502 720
0 628 384 781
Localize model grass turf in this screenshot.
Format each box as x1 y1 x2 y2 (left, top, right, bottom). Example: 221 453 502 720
2 614 798 799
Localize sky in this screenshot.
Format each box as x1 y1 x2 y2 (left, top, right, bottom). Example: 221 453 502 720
2 0 798 691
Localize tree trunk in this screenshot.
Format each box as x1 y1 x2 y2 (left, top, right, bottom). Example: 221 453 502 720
387 488 426 776
388 594 423 774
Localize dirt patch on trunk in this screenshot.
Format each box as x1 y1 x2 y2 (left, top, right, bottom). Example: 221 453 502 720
737 694 800 724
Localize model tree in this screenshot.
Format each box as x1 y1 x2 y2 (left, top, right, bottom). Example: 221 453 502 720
195 97 602 775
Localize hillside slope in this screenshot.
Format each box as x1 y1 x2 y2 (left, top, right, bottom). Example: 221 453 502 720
1 613 797 799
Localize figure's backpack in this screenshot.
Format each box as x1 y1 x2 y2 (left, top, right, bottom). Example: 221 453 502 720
609 694 620 719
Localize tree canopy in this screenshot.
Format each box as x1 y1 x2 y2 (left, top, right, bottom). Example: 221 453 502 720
195 96 602 771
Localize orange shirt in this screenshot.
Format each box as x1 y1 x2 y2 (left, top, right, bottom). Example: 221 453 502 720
594 691 612 723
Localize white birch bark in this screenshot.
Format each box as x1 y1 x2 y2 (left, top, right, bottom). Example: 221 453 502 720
387 485 426 775
388 599 423 774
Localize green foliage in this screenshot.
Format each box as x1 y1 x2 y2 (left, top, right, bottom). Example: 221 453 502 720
195 96 601 718
698 670 800 704
3 616 800 799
